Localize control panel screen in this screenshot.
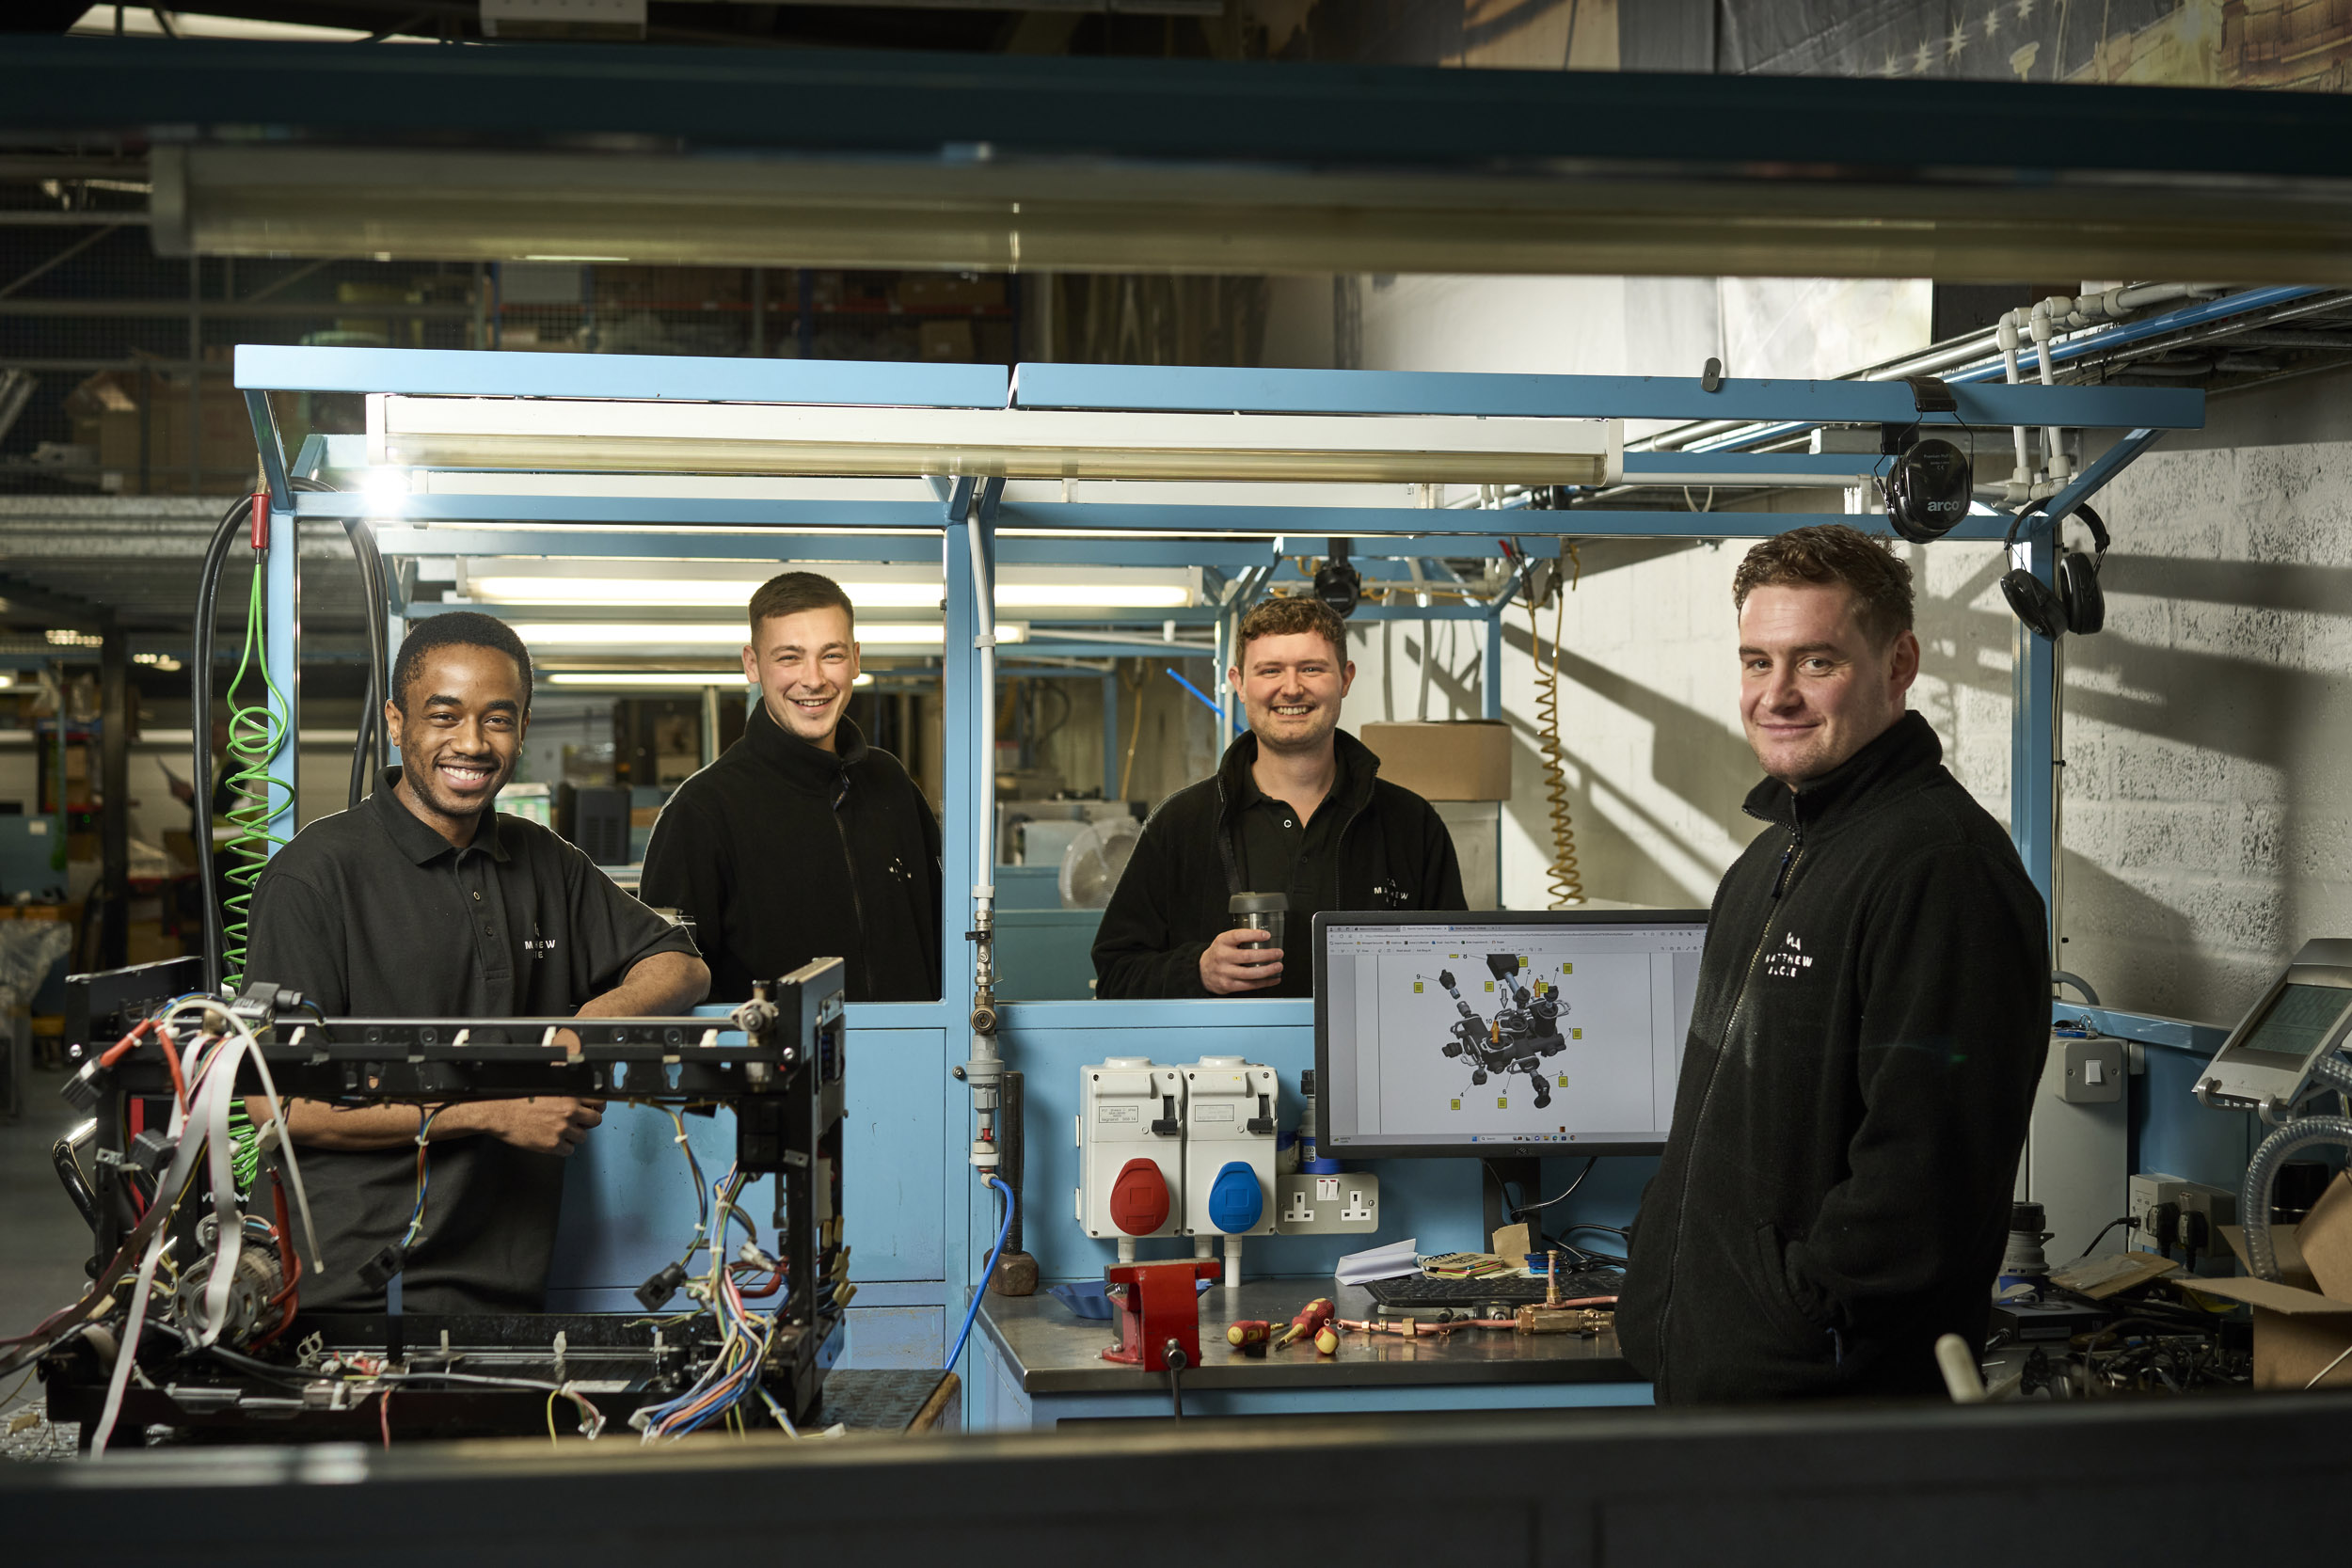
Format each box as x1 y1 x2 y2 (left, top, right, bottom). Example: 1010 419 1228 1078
1319 915 1704 1155
2233 982 2352 1070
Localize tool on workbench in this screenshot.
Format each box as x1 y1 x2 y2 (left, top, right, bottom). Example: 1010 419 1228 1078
1276 1296 1334 1350
1227 1319 1272 1357
1101 1257 1222 1373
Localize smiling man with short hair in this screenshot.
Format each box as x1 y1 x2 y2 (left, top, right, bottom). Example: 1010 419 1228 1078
1092 596 1465 1000
1616 524 2047 1404
246 610 709 1312
641 571 942 1004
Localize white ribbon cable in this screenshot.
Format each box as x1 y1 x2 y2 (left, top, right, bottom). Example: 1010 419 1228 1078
197 1034 248 1347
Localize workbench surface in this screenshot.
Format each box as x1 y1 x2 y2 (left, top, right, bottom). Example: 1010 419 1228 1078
976 1277 1639 1396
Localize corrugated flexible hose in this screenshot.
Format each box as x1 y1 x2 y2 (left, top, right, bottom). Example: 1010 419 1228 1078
1529 575 1581 908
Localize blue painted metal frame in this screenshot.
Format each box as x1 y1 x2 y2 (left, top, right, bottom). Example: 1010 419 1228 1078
234 345 2200 1422
1009 363 2203 431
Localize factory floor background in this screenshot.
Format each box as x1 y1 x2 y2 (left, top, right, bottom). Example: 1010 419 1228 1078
3 1062 96 1431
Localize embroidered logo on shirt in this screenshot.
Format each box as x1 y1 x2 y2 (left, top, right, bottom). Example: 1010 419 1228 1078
523 922 557 957
1764 930 1814 979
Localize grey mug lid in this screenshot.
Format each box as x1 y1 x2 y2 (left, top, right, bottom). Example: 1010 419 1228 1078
1229 891 1290 913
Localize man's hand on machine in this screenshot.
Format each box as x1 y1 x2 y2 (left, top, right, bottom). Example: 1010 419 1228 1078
446 1096 606 1155
1200 927 1283 994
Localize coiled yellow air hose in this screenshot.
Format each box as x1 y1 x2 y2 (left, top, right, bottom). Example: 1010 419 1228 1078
1530 549 1582 908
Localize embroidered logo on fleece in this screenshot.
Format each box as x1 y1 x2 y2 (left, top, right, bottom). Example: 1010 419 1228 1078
1763 930 1814 980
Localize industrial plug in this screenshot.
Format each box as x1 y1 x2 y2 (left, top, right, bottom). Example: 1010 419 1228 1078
635 1260 689 1311
356 1243 409 1292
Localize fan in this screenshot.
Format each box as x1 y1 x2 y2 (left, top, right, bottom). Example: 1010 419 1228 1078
1059 817 1142 910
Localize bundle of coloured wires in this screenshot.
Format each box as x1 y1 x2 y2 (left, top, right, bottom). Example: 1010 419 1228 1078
637 1170 795 1441
403 1107 444 1250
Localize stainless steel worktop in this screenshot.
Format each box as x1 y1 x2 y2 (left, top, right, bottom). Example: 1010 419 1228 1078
976 1277 1640 1396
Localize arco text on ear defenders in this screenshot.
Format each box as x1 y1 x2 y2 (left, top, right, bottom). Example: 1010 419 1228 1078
2000 502 2110 640
1881 376 1974 545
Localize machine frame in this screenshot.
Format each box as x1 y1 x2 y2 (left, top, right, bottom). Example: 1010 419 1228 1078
43 957 848 1446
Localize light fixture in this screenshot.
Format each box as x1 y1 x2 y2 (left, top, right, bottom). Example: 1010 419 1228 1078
466 575 1191 610
0 672 15 689
509 623 1025 648
547 671 874 689
368 396 1622 485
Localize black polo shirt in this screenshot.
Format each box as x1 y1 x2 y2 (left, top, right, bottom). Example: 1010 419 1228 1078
247 769 698 1312
1232 749 1356 1000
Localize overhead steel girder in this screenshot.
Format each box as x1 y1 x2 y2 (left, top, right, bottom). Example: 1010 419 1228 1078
25 38 2344 282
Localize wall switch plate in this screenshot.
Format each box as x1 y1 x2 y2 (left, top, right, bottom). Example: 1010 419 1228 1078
1276 1172 1380 1234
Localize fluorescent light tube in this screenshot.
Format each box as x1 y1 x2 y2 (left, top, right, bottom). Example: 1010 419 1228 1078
469 576 1189 610
509 623 1024 647
546 671 874 688
368 397 1622 485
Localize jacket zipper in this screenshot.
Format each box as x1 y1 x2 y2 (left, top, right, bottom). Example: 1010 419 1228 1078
830 776 870 999
1652 818 1805 1389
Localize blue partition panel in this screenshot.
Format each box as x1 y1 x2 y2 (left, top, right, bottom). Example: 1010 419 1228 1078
842 1027 948 1282
547 1102 752 1312
546 1018 949 1311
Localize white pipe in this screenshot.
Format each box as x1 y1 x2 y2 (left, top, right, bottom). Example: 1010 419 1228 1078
2032 297 2072 483
1996 319 2033 489
962 497 1003 1174
1646 282 2229 451
1224 1234 1244 1291
967 507 997 918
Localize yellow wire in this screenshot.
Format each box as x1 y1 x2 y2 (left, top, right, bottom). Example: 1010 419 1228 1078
1529 576 1583 908
547 1390 561 1446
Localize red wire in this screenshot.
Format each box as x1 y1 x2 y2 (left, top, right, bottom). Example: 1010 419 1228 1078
379 1390 391 1449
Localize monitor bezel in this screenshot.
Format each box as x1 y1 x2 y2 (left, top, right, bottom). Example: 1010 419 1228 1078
1312 906 1708 1161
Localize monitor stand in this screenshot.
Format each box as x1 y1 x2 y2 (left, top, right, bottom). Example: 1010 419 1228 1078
1482 1155 1543 1250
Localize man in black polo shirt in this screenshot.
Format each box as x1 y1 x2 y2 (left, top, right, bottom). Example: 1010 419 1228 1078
640 571 942 1004
247 611 708 1312
1093 596 1466 999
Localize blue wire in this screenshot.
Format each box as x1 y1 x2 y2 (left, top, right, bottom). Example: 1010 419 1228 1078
1162 668 1241 734
945 1176 1013 1373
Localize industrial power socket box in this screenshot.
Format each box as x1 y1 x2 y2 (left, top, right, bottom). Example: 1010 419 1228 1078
2130 1172 2238 1275
1178 1056 1279 1239
1076 1057 1185 1241
1277 1172 1381 1234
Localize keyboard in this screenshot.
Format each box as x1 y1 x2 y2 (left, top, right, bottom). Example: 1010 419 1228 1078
1360 1268 1624 1308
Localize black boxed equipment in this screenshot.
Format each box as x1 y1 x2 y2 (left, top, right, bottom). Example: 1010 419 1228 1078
555 783 631 866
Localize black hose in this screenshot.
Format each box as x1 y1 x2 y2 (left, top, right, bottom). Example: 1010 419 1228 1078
342 513 389 811
191 493 258 992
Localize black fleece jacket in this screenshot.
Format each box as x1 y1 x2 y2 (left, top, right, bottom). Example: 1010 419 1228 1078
1616 712 2046 1403
640 705 941 1004
1092 728 1467 999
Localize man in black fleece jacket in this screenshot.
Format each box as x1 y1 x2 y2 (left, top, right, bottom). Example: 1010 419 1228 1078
641 572 941 1004
1093 596 1465 1000
1616 525 2046 1403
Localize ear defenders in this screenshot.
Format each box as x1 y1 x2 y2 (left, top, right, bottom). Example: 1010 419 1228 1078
2000 502 2109 640
1884 436 1975 544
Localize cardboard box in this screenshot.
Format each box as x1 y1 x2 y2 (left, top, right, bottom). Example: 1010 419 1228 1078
918 319 976 362
2194 1171 2352 1390
1359 720 1514 801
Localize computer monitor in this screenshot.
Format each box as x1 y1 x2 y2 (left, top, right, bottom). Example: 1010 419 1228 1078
1314 909 1708 1159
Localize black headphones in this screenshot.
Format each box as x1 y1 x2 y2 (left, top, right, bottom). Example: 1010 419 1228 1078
1884 437 1974 544
2000 502 2109 640
1881 377 1973 545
